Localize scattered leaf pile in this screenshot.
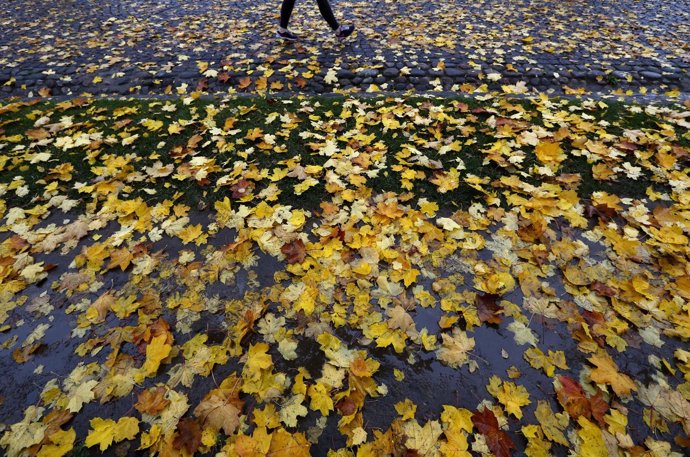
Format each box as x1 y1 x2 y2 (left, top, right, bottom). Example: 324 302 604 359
1 94 690 456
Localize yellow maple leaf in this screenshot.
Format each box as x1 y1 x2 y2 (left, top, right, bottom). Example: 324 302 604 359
352 261 372 276
375 327 407 353
253 404 281 429
293 283 317 315
524 347 568 377
588 353 636 397
279 395 308 428
418 198 439 216
245 127 263 140
141 119 164 132
534 140 565 165
37 428 75 457
308 382 334 416
474 271 516 295
420 329 438 351
440 430 471 457
234 427 272 456
294 178 318 195
534 401 569 446
522 424 551 457
66 379 97 413
403 420 443 455
604 409 628 436
141 334 172 378
214 197 232 228
395 399 417 421
487 375 531 419
268 428 310 457
178 223 203 244
84 417 139 451
576 417 607 457
440 405 473 433
430 168 460 193
246 342 273 373
436 328 475 368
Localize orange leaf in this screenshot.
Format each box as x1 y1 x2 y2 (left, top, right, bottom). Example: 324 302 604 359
135 387 170 416
238 77 252 89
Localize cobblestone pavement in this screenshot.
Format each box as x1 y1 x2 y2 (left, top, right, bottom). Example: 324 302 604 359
1 0 689 99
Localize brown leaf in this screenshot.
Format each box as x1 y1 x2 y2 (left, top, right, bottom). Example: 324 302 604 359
336 397 356 416
675 434 690 448
585 204 617 222
194 392 242 435
173 418 202 454
589 390 610 426
281 240 307 264
556 376 591 420
26 128 50 140
42 409 74 436
590 281 616 297
471 407 516 457
475 293 502 324
113 119 132 130
12 343 42 364
196 78 208 91
135 387 170 416
230 179 254 199
132 318 173 351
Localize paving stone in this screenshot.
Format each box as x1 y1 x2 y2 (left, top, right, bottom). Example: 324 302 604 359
383 68 399 77
640 71 662 80
357 69 378 77
178 71 198 79
337 69 355 78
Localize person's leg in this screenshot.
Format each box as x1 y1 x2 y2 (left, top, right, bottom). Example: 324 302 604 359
280 0 296 29
316 0 339 30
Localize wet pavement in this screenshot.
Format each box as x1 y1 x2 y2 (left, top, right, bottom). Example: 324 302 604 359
1 208 688 455
1 0 689 99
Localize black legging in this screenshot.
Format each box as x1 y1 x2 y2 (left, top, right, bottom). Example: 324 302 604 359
280 0 339 30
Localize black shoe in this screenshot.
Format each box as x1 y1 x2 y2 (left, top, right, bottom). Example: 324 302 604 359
276 30 299 41
335 25 355 40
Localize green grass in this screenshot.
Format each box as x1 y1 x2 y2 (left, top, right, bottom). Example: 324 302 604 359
1 95 685 216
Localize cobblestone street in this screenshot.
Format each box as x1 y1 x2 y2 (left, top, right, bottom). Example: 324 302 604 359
1 0 689 98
